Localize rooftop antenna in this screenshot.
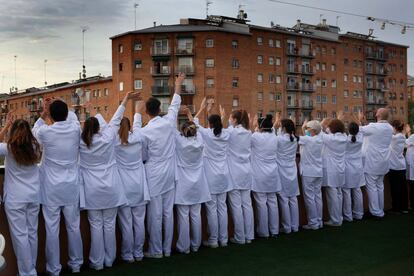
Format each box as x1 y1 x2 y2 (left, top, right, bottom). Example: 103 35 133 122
319 14 324 24
13 55 17 89
44 59 48 85
81 26 89 79
206 0 212 18
336 16 340 26
134 2 139 30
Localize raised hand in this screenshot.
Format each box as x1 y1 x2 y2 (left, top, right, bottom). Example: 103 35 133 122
199 97 207 111
337 110 344 121
219 105 225 119
252 114 258 131
273 112 281 129
175 73 186 94
135 100 145 114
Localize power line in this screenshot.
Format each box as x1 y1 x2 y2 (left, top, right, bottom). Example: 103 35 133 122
267 0 414 29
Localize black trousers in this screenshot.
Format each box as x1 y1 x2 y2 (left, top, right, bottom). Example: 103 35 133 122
409 180 414 209
388 169 408 212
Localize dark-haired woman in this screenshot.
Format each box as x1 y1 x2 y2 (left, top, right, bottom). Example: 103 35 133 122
227 109 254 244
115 101 150 263
274 116 299 234
174 107 211 254
321 119 347 227
194 99 231 248
343 122 364 222
0 115 41 276
388 120 408 213
251 114 282 238
79 93 132 270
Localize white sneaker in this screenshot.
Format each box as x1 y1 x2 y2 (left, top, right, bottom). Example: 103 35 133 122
230 238 245 245
71 267 81 273
203 241 219 248
279 228 291 234
164 252 171 257
191 247 199 253
219 241 228 248
302 224 319 230
134 257 143 262
245 239 252 244
144 252 163 259
324 220 342 227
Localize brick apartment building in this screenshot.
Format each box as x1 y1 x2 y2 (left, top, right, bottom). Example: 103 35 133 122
0 12 409 127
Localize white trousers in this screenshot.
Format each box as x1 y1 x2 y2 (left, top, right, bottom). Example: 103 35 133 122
364 173 385 217
302 176 323 228
176 204 202 252
342 188 364 221
42 204 83 275
252 192 279 237
87 208 118 269
205 193 228 244
118 205 147 260
228 189 254 242
278 195 299 233
146 189 174 255
325 187 343 225
5 202 39 276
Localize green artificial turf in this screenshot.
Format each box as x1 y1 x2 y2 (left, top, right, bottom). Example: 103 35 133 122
67 212 414 276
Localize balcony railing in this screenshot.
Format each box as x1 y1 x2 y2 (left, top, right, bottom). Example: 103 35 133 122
180 85 196 95
366 83 387 90
150 47 171 56
287 65 314 75
301 66 314 75
365 51 388 61
0 107 8 114
175 65 195 75
366 97 387 105
151 85 173 96
366 68 388 75
150 66 171 76
28 104 43 112
286 83 315 92
287 100 300 109
286 47 315 58
175 47 195 55
287 65 300 74
301 100 313 109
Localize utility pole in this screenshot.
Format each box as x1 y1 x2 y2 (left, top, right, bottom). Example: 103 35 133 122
14 55 17 89
81 26 89 79
134 3 139 30
44 59 48 85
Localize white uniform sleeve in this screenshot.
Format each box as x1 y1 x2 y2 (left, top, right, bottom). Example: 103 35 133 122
359 124 375 137
129 113 143 144
298 135 311 145
95 114 114 144
193 117 209 137
109 105 126 129
32 118 47 145
406 134 414 147
67 111 81 128
133 113 142 132
0 143 7 156
163 94 182 127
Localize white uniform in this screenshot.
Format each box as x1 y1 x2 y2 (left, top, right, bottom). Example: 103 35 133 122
406 134 414 180
343 133 365 221
360 121 393 217
79 107 128 269
227 125 254 243
140 93 181 256
32 111 83 275
0 143 40 276
298 134 323 229
321 132 347 226
174 133 211 252
251 132 281 237
194 117 231 246
115 113 150 261
276 134 299 233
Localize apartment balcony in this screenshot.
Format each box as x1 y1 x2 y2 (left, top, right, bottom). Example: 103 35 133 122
175 47 195 56
180 85 196 95
366 68 388 76
28 105 43 113
366 97 387 106
151 66 171 77
175 65 195 75
366 83 387 90
151 85 173 96
287 100 300 109
150 47 171 57
286 47 315 58
286 83 315 92
287 65 300 74
0 107 8 114
365 51 388 61
301 100 313 109
301 66 314 75
286 83 300 91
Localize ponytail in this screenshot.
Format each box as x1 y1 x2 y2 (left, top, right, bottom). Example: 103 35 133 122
351 135 356 143
208 114 223 137
82 117 100 148
348 121 359 143
281 119 298 142
118 117 131 145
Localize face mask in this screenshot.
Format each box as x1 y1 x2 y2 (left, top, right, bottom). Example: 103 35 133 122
305 130 312 137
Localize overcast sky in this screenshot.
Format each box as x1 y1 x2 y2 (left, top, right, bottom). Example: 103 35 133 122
0 0 413 92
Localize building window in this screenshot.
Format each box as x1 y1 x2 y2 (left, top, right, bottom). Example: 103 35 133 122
134 79 142 90
316 95 321 103
316 79 321 86
331 64 336 71
232 98 239 107
118 44 123 53
269 92 275 101
344 58 349 65
135 59 142 69
269 39 274 47
93 90 97 97
276 75 281 84
119 63 123 71
275 40 281 48
257 74 263 83
257 92 263 101
316 62 320 70
321 79 327 87
232 58 240 69
257 37 263 45
269 74 275 83
104 88 109 96
119 82 124 91
358 76 362 83
275 57 281 66
232 40 238 49
206 39 214 48
257 55 263 64
344 74 348 82
134 42 142 51
205 58 215 68
331 47 336 55
98 89 102 97
353 76 357 83
322 95 327 103
232 78 239 88
276 93 282 101
344 90 349 97
321 63 326 71
331 79 337 88
206 78 214 88
332 95 337 104
269 57 274 65
344 105 349 112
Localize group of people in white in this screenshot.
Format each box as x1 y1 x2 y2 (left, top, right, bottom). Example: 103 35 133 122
1 73 413 276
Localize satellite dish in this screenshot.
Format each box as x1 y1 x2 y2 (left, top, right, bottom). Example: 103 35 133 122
243 13 248 19
75 88 84 97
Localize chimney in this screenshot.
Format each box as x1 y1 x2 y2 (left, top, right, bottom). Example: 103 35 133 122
322 19 327 26
296 19 301 30
153 21 156 27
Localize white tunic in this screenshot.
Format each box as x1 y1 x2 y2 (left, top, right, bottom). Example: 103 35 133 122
114 113 150 207
32 111 80 206
276 134 299 197
0 144 40 204
227 125 252 190
344 133 365 188
298 134 323 178
360 121 393 175
194 118 232 195
251 132 281 193
405 134 414 180
174 133 211 205
389 133 406 171
140 94 181 198
321 133 347 188
79 106 127 210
